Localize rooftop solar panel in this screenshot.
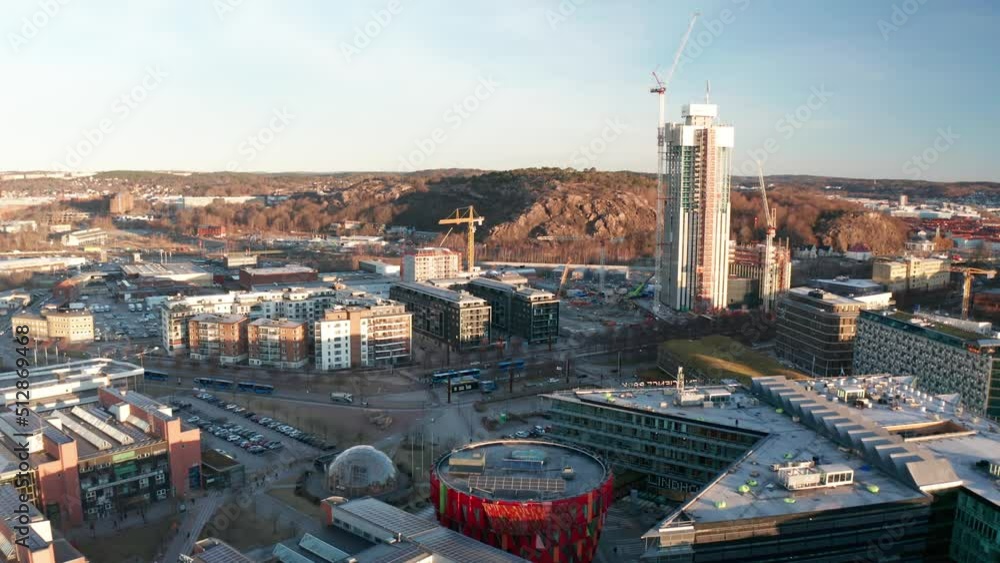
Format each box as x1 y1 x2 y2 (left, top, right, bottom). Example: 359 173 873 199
467 475 566 494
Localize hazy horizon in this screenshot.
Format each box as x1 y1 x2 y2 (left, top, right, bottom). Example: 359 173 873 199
2 0 996 181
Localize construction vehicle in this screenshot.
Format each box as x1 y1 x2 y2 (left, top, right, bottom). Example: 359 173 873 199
438 206 484 273
627 273 656 299
650 12 699 317
949 266 996 319
757 161 778 313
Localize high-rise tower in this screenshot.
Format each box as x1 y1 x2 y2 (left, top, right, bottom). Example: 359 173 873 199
660 102 734 311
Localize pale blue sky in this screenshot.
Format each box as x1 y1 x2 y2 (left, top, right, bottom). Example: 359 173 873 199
1 0 995 181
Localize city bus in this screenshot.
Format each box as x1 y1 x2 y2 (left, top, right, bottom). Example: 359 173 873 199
193 377 234 390
431 368 481 385
237 381 275 395
143 370 169 382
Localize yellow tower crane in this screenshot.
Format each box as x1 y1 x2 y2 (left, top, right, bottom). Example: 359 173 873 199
438 206 484 273
949 265 996 320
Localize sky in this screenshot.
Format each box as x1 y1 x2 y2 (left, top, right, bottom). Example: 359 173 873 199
1 0 996 181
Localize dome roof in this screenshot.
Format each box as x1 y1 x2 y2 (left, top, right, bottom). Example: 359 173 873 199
327 445 397 496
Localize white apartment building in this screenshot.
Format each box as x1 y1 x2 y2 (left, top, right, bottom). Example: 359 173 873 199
401 248 461 282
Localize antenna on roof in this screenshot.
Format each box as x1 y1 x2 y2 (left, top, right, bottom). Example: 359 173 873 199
705 80 711 103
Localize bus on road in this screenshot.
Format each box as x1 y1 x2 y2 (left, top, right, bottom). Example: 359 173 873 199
193 377 234 390
237 381 275 395
144 370 169 382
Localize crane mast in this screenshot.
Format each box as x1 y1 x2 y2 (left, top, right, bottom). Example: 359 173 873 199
757 161 777 313
651 12 699 317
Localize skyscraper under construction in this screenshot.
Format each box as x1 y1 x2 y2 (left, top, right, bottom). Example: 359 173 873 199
660 102 734 312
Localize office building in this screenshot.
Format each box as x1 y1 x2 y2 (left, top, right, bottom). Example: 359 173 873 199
873 256 951 294
467 278 559 344
247 318 308 369
660 102 734 312
543 376 991 561
188 314 248 364
12 309 95 343
60 229 107 247
0 485 87 563
390 282 490 351
854 310 1000 419
775 287 891 377
359 259 400 277
401 247 461 283
314 304 412 370
238 265 317 289
0 387 200 528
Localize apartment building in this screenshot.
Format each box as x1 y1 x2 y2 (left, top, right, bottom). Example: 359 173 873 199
873 256 951 294
854 310 1000 419
188 314 249 364
729 241 793 310
401 247 461 282
315 303 411 370
775 286 892 377
247 318 308 369
12 309 95 343
390 282 490 351
159 287 338 353
661 103 734 312
467 278 559 344
109 191 134 215
0 387 200 528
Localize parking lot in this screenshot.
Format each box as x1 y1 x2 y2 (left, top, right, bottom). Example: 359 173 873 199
171 393 330 471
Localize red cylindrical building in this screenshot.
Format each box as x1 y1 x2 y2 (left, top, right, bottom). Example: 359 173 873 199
430 440 613 563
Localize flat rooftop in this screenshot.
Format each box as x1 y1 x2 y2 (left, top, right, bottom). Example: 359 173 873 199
548 385 954 531
242 265 317 275
393 281 488 305
434 440 609 502
190 313 246 324
0 358 141 390
249 317 304 329
121 262 208 277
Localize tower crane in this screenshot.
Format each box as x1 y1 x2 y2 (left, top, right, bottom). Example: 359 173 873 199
757 161 778 313
438 206 484 273
651 12 700 317
949 265 996 320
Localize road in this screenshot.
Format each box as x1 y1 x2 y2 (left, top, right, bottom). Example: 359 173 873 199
160 494 225 563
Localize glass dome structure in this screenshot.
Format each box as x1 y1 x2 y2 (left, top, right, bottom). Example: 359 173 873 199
327 445 397 497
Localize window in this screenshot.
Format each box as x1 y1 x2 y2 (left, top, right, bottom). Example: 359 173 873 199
155 473 166 485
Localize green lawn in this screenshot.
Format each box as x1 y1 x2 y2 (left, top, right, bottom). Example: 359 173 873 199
659 335 807 385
